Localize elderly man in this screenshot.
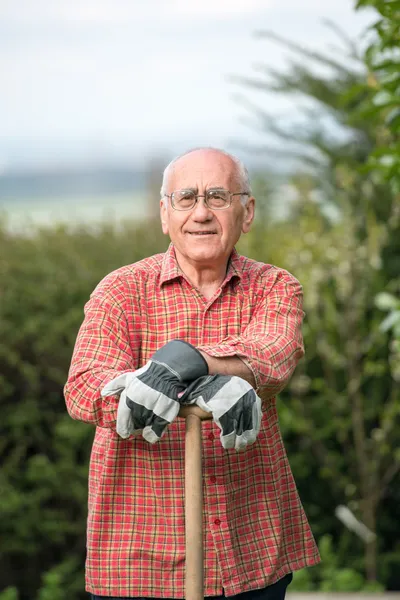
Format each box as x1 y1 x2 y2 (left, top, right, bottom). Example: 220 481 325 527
64 147 320 600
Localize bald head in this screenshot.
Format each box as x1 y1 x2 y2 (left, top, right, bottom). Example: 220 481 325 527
160 147 251 199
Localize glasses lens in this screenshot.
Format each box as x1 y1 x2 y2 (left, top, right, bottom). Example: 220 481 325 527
206 190 230 209
171 190 196 210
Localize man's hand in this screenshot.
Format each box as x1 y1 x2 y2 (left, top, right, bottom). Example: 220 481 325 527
101 340 208 443
180 374 262 451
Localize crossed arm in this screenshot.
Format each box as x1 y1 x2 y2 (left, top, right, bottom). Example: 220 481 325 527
64 270 304 428
199 353 256 388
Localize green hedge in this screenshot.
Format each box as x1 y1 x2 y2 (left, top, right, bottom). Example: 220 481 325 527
0 217 398 598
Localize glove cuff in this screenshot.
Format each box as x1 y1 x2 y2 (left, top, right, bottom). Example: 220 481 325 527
152 340 208 382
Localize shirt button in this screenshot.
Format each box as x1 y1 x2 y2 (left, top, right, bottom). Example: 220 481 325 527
214 518 221 526
210 476 217 484
208 433 214 441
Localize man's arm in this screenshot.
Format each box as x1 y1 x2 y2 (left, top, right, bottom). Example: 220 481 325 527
199 353 256 388
64 272 137 429
198 270 305 399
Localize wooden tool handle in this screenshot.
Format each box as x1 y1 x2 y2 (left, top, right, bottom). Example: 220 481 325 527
179 406 211 600
178 405 211 421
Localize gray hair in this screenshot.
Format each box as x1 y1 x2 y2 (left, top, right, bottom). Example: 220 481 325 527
160 147 251 206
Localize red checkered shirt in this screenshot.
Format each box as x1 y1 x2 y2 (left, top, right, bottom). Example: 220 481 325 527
64 244 320 598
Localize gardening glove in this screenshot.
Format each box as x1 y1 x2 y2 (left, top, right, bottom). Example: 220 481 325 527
101 340 208 443
180 374 262 451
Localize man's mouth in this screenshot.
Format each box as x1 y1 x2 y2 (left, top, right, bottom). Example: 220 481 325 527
188 231 216 235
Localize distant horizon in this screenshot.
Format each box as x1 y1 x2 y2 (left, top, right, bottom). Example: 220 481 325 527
0 164 145 202
0 191 149 234
0 157 293 204
0 141 284 174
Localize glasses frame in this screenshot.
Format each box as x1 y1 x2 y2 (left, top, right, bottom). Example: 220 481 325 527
164 189 250 211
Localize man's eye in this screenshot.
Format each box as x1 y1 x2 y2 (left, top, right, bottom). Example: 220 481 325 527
209 192 224 200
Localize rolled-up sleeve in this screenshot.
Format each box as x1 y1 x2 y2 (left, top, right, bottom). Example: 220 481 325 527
64 273 136 428
199 271 305 397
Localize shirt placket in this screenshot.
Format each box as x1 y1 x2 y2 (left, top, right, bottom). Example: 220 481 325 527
200 294 240 592
203 430 240 592
200 287 224 346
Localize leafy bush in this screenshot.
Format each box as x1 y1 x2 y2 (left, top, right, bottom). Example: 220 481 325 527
0 220 168 599
1 213 399 598
291 535 384 592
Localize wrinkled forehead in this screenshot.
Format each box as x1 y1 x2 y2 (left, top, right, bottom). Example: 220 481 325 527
167 151 238 191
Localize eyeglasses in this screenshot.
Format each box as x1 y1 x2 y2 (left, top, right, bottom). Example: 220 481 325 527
164 189 249 211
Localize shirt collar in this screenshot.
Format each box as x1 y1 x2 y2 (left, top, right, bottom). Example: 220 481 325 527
159 243 243 288
159 244 182 286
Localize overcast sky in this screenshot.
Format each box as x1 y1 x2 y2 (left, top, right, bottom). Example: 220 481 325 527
0 0 374 170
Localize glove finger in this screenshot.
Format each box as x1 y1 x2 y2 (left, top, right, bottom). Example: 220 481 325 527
235 430 257 451
116 391 133 438
219 428 236 450
141 403 178 443
209 412 236 449
126 392 180 424
101 372 131 397
219 426 256 452
142 423 166 444
254 398 262 436
179 375 215 404
234 398 262 451
215 402 261 451
116 390 144 438
217 386 258 435
194 397 213 414
233 401 261 451
126 394 180 441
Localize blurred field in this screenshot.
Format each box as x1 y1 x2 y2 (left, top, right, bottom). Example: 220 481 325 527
0 192 147 232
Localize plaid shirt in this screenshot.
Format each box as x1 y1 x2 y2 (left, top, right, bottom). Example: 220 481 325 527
64 244 320 598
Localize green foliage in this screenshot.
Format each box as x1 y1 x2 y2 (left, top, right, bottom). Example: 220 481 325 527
375 292 400 381
0 589 19 600
239 198 400 578
0 220 168 599
1 202 399 597
355 0 400 193
291 535 384 592
233 15 400 588
36 558 83 600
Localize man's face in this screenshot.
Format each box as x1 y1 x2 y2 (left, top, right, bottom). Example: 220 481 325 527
160 150 255 268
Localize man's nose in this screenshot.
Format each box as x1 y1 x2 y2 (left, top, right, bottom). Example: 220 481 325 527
192 196 212 219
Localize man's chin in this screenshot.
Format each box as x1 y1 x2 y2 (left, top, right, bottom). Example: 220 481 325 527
173 241 227 265
187 248 221 263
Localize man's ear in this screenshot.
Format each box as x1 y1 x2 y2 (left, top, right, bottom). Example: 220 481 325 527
160 199 169 235
242 197 255 234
